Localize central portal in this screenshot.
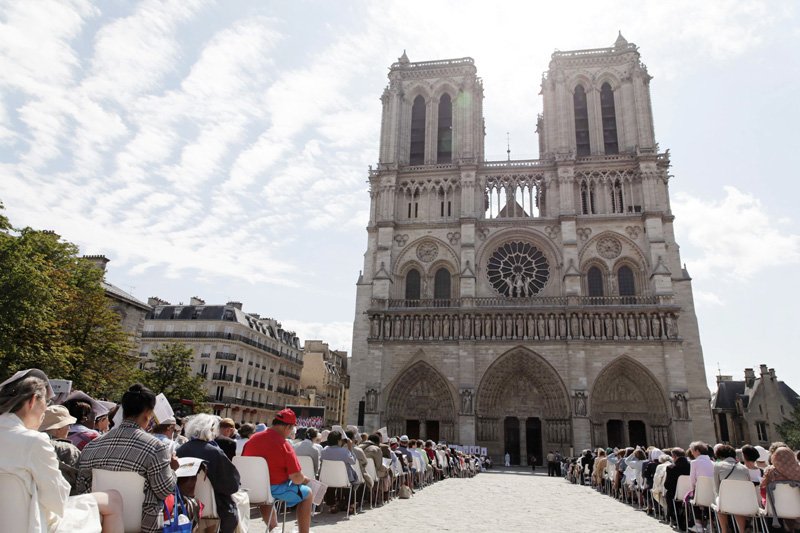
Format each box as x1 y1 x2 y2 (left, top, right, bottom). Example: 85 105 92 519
476 348 571 464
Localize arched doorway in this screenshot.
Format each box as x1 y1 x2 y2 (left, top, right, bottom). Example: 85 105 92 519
589 356 671 448
476 348 571 465
384 361 456 442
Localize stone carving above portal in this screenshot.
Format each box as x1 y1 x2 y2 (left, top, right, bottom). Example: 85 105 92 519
394 234 409 247
476 227 490 241
625 226 641 239
596 236 622 259
416 241 439 262
544 225 560 240
447 232 461 245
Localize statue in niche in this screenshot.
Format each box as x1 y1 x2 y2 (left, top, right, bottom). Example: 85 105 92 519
639 314 649 338
526 314 535 339
505 315 514 339
516 314 524 338
460 389 474 414
558 314 567 338
615 314 625 339
393 316 402 339
423 315 431 338
537 314 546 339
665 314 677 339
461 314 470 339
570 313 580 339
412 316 421 338
474 315 482 338
651 314 661 338
365 388 378 413
495 314 504 339
573 391 587 417
673 393 688 419
370 315 380 338
443 315 451 339
604 314 614 338
627 314 637 338
485 315 493 338
432 315 441 338
382 317 391 338
582 314 591 338
593 315 602 338
548 314 556 338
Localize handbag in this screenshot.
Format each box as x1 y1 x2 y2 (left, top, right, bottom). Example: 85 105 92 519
399 485 412 499
163 485 193 533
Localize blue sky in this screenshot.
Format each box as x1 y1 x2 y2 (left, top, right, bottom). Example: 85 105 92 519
1 0 798 394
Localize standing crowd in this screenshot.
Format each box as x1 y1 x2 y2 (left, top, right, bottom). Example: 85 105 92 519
564 440 800 532
0 368 482 533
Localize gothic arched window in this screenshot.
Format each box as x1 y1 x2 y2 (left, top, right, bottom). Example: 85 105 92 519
611 179 624 213
573 85 590 157
617 265 636 301
405 268 421 301
410 95 426 165
587 266 604 297
600 83 619 155
433 267 451 304
437 94 452 163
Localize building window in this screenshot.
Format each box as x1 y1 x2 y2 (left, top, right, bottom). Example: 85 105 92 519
573 85 590 157
611 179 624 213
410 95 426 165
215 386 224 401
756 421 768 441
433 268 451 304
587 266 604 297
437 94 452 163
405 269 421 301
580 182 596 214
618 266 636 300
600 82 618 154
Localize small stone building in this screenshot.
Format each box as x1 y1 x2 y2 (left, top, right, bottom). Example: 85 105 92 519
712 365 799 447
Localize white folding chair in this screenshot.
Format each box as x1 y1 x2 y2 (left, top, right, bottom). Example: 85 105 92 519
711 479 768 533
298 455 316 480
365 460 380 508
0 473 33 532
319 460 355 518
233 456 284 531
690 476 714 530
672 474 692 532
353 462 367 512
762 481 800 530
92 469 146 533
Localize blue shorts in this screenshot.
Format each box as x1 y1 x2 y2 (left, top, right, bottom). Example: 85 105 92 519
270 481 311 507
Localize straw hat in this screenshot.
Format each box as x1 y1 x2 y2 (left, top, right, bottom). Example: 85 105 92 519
39 405 77 431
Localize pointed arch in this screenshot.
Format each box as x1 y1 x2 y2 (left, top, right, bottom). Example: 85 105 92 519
589 355 670 447
573 84 590 156
437 93 453 163
384 360 457 441
600 82 619 154
476 347 570 419
409 95 426 165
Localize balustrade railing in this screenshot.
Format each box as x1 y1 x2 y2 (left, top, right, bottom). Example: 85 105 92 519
211 373 233 382
376 295 663 310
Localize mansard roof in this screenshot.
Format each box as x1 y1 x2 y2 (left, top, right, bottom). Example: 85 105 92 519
712 378 800 410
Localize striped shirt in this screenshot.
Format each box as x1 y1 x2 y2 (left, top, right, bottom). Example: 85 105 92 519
76 419 176 533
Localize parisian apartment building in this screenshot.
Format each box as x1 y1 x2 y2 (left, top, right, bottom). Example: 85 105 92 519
299 340 350 427
142 297 304 423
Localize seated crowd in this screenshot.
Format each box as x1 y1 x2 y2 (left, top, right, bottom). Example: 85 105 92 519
564 440 800 533
0 368 482 533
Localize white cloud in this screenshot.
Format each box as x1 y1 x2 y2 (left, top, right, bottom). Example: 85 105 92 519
672 186 800 280
281 320 354 354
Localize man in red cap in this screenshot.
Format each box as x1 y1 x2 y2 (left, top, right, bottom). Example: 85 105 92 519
243 408 312 532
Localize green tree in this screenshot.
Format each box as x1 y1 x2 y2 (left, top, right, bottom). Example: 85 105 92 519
0 202 138 398
777 406 800 450
141 343 208 414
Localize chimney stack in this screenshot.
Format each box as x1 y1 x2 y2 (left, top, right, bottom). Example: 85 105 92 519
83 254 109 273
190 296 205 306
148 296 171 307
744 368 756 388
227 301 243 310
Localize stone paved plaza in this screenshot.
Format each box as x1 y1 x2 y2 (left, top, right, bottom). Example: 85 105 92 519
248 468 674 532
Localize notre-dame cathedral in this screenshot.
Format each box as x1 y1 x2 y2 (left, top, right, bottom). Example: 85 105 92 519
348 34 714 464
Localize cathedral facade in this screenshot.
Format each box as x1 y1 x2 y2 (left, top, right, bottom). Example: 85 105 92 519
348 35 714 464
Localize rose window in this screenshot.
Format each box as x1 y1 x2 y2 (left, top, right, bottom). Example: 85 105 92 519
487 241 550 297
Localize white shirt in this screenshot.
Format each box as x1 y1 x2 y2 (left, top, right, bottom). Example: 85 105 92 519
0 412 70 532
690 454 714 490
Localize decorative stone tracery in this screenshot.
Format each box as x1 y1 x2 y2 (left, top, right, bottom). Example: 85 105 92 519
384 360 456 441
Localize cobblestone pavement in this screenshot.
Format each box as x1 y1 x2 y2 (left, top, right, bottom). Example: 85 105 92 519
246 468 675 532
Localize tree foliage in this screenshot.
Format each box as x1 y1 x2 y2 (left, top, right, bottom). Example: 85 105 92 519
0 202 138 398
141 343 208 414
777 405 800 450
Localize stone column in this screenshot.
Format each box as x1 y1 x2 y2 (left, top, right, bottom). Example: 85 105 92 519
519 417 527 466
571 417 591 452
